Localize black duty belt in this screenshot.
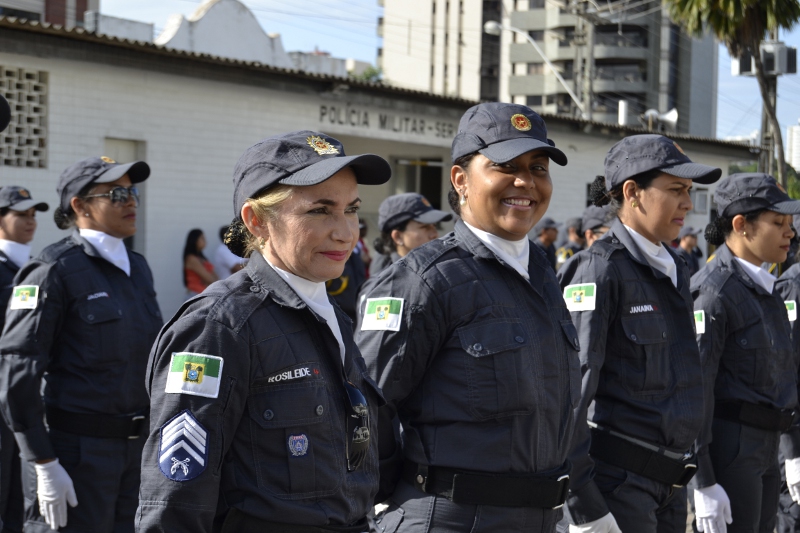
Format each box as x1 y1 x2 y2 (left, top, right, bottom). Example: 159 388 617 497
45 405 148 439
714 401 795 432
220 508 368 533
402 460 570 508
589 428 697 488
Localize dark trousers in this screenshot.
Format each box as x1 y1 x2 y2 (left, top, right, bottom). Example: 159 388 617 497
374 479 561 533
0 417 23 533
776 445 800 532
707 418 780 533
22 428 145 533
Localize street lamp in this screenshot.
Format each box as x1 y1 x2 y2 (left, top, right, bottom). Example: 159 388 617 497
484 20 586 116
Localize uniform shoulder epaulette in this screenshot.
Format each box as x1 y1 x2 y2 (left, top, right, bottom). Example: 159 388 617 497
37 237 80 263
587 237 623 260
398 234 459 275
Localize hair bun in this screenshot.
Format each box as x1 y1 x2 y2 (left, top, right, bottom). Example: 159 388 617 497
704 221 725 246
223 218 249 257
589 175 610 207
53 206 72 230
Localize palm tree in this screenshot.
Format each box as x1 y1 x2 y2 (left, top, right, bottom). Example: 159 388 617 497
665 0 800 185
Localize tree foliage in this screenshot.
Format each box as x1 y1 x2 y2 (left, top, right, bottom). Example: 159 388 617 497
348 66 383 84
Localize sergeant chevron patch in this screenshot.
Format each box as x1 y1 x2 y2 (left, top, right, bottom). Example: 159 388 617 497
158 410 208 482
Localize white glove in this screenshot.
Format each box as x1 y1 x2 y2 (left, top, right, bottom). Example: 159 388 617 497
694 484 732 533
34 459 78 531
786 458 800 504
569 512 623 533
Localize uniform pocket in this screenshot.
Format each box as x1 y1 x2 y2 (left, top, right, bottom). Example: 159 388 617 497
248 381 343 498
559 320 582 409
458 319 535 420
620 313 672 395
75 298 123 367
733 322 772 389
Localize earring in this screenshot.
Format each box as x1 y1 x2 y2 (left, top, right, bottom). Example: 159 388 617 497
84 213 89 217
631 200 638 209
459 191 467 207
742 231 747 237
258 237 266 247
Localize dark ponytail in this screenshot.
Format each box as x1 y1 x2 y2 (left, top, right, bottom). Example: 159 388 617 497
704 209 767 246
589 176 610 207
373 219 410 255
590 170 662 216
223 218 249 258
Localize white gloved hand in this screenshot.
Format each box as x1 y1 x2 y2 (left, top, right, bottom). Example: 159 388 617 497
786 458 800 504
694 484 732 533
34 459 78 531
569 512 623 533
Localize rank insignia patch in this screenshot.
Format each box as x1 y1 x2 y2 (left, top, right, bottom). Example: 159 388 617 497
9 285 39 310
165 352 224 398
158 410 208 482
787 301 797 322
307 136 339 156
288 434 309 457
360 297 404 331
563 283 596 312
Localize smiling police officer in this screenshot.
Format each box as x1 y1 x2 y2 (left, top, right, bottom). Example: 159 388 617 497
136 131 391 533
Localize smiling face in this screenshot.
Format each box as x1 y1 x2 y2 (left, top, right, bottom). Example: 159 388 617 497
620 173 693 244
73 175 138 239
452 150 553 241
731 210 795 265
259 168 360 283
0 207 38 244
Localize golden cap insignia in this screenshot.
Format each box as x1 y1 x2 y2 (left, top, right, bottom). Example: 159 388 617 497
100 156 116 164
777 182 787 193
18 189 30 198
421 197 431 207
673 142 685 155
511 114 532 132
307 136 339 156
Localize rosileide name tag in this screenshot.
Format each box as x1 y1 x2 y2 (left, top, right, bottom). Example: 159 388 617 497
9 285 38 310
361 297 404 331
165 352 224 398
694 310 706 334
787 301 797 322
563 283 596 312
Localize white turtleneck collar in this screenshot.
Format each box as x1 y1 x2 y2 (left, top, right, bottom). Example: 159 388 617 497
622 224 677 287
0 240 31 269
264 254 345 363
78 229 130 276
734 257 776 294
463 221 530 279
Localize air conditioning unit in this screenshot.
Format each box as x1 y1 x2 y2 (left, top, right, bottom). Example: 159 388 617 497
733 43 798 76
732 49 755 76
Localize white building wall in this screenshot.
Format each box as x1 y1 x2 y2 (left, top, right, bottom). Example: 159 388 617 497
381 0 433 93
0 0 43 15
788 123 800 171
84 12 154 42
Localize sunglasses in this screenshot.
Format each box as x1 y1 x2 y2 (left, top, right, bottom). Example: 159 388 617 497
85 186 140 207
343 380 370 472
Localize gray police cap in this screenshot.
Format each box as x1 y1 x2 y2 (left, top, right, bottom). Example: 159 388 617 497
534 216 559 235
378 193 452 233
451 102 567 166
715 173 800 217
604 134 721 190
678 225 701 240
582 205 612 232
232 130 391 218
0 186 48 212
57 157 150 212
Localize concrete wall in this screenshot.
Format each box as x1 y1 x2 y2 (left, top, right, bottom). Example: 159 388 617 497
84 12 154 42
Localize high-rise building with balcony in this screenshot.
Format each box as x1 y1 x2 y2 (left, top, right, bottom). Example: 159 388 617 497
379 0 718 137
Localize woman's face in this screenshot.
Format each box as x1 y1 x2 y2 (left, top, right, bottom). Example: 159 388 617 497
76 175 138 239
196 234 206 251
621 173 693 244
0 207 37 244
452 150 553 241
393 220 438 256
262 168 360 283
736 210 794 265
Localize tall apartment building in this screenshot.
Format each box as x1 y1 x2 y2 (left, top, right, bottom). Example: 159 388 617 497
787 120 800 170
379 0 718 137
0 0 99 28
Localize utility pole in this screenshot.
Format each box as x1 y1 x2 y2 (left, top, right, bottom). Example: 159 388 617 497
573 0 586 118
759 28 780 177
570 0 596 121
582 10 595 122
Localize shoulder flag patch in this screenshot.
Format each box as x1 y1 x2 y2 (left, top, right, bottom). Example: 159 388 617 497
694 310 706 334
9 285 38 310
158 410 208 482
786 301 797 322
563 283 596 312
361 297 404 331
165 352 224 399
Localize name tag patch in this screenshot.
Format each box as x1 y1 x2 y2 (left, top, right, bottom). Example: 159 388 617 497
694 310 706 334
9 285 38 310
266 363 322 384
787 301 797 322
158 410 208 482
361 297 404 331
164 352 224 399
563 283 596 312
87 292 109 300
628 303 658 314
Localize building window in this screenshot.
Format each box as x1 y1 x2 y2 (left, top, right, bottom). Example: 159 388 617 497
529 0 545 7
0 8 40 20
528 30 544 42
527 95 543 107
528 63 544 75
1 67 47 168
690 188 709 214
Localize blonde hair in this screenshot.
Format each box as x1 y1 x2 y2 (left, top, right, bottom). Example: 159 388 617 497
242 184 294 257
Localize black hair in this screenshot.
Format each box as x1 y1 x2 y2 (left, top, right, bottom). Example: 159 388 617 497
704 210 767 246
53 182 96 230
373 220 410 255
448 153 478 216
183 229 207 287
218 225 228 242
588 170 661 216
223 218 249 257
0 207 9 217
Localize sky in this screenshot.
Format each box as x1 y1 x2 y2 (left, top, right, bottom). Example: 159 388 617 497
101 0 800 144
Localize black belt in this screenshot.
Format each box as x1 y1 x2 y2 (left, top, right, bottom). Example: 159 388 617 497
220 508 368 533
402 460 570 508
714 401 795 432
589 428 697 488
45 405 148 439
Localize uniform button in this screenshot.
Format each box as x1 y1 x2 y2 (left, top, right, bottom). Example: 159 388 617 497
630 334 637 341
574 338 579 346
376 518 382 524
515 336 524 343
662 332 667 338
87 314 94 321
263 409 274 420
316 405 324 416
118 309 122 316
771 339 775 346
472 343 483 351
612 239 619 244
416 474 425 484
250 285 260 293
741 339 747 346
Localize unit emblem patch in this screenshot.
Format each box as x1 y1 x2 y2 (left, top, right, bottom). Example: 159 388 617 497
361 297 404 331
563 283 596 312
164 352 224 398
694 310 706 334
511 114 532 131
307 136 339 156
787 300 797 322
9 285 39 310
288 434 309 457
158 410 208 482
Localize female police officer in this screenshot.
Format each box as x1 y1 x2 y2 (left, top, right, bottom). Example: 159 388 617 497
0 156 162 533
557 134 721 533
692 173 800 533
356 102 579 532
136 131 391 533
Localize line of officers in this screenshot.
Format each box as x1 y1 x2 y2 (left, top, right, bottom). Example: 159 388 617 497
0 96 799 533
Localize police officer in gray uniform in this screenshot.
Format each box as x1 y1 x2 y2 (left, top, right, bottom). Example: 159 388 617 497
558 135 721 533
556 217 584 270
0 156 162 533
136 131 391 533
357 102 579 532
692 173 800 533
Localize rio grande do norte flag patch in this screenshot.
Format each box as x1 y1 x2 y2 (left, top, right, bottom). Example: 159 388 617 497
9 285 38 310
165 352 224 398
694 310 706 334
563 283 596 312
361 297 404 331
